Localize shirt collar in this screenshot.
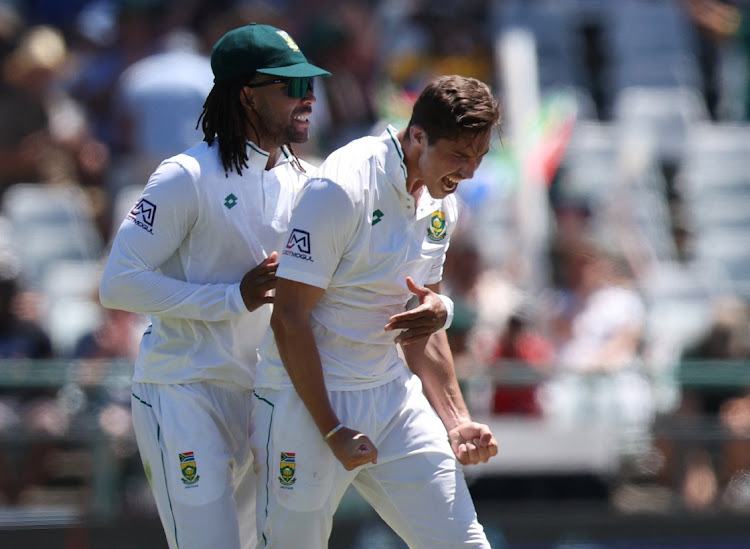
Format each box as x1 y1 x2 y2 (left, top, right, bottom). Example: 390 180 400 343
244 142 299 171
382 125 409 196
245 141 270 171
381 125 439 218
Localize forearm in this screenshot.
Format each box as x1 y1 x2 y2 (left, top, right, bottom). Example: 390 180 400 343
100 260 245 321
402 330 471 432
271 310 340 437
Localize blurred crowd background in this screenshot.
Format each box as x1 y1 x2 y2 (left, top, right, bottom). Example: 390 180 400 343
1 0 750 545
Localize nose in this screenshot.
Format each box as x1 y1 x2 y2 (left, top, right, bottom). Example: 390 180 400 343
458 157 481 179
302 88 316 104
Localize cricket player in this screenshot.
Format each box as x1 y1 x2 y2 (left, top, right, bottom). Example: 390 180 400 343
252 75 501 548
98 23 329 549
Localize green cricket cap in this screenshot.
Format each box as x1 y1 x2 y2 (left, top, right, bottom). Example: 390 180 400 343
211 23 331 83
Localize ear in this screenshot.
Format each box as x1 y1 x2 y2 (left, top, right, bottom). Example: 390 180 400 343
240 87 254 108
409 125 427 149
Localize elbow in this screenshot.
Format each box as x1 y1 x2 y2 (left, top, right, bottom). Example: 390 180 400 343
98 277 117 310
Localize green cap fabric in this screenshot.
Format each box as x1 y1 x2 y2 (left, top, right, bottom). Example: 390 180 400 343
211 23 331 83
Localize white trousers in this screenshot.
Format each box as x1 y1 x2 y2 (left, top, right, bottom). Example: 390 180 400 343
131 381 257 549
251 373 489 548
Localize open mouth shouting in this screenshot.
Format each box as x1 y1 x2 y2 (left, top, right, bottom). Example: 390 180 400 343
442 174 461 193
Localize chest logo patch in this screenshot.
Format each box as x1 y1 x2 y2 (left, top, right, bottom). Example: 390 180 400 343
372 209 384 226
427 210 447 241
224 193 238 209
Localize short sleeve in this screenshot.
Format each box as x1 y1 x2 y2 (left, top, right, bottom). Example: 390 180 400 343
277 177 358 289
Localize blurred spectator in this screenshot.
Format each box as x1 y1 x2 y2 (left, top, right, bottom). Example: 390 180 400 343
378 0 494 93
657 296 750 511
0 235 52 359
0 2 23 62
297 1 380 151
73 306 143 361
0 23 111 236
112 28 213 185
0 25 102 187
718 386 750 510
684 296 750 362
538 241 654 446
0 237 71 505
441 234 525 416
67 0 169 148
551 242 646 374
681 0 749 120
488 309 555 417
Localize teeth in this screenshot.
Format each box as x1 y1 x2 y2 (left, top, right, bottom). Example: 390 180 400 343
443 175 460 190
294 115 309 122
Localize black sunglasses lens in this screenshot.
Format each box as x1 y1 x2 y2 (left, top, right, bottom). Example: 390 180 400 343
287 77 313 98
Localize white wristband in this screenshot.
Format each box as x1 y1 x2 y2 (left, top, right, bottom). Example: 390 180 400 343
436 293 454 332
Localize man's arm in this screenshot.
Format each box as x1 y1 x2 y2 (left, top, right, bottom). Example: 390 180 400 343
99 164 267 321
385 277 453 344
271 277 378 470
400 282 498 466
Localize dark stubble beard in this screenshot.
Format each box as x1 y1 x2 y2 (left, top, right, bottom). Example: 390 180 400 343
255 103 310 146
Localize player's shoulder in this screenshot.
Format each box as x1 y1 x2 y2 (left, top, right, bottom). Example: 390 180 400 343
317 135 384 190
166 141 221 179
330 134 384 167
144 142 220 195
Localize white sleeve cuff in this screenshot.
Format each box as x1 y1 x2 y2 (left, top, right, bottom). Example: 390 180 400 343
437 293 454 332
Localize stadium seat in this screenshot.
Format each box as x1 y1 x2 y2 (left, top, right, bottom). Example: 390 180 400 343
1 183 104 289
613 86 710 166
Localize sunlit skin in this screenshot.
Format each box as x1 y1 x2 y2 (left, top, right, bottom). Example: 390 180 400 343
399 125 492 202
240 77 316 169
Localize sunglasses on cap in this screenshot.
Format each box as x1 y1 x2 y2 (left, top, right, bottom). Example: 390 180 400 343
246 77 314 98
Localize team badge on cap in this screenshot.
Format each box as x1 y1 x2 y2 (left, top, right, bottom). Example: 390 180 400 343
179 451 200 486
279 452 297 488
276 30 299 52
427 210 447 241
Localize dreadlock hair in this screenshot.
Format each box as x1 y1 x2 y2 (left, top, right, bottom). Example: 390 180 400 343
197 75 256 177
197 74 308 176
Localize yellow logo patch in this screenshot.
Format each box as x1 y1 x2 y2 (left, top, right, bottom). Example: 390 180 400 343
276 30 300 52
427 210 447 241
279 452 297 487
179 451 200 486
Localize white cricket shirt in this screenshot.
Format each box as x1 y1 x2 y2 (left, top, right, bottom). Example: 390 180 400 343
100 141 312 390
256 126 457 390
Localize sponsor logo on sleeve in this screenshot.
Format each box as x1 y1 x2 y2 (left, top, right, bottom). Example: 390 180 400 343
283 229 314 262
127 199 157 234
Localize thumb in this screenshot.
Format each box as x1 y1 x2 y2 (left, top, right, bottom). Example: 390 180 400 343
267 250 279 263
405 276 428 297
